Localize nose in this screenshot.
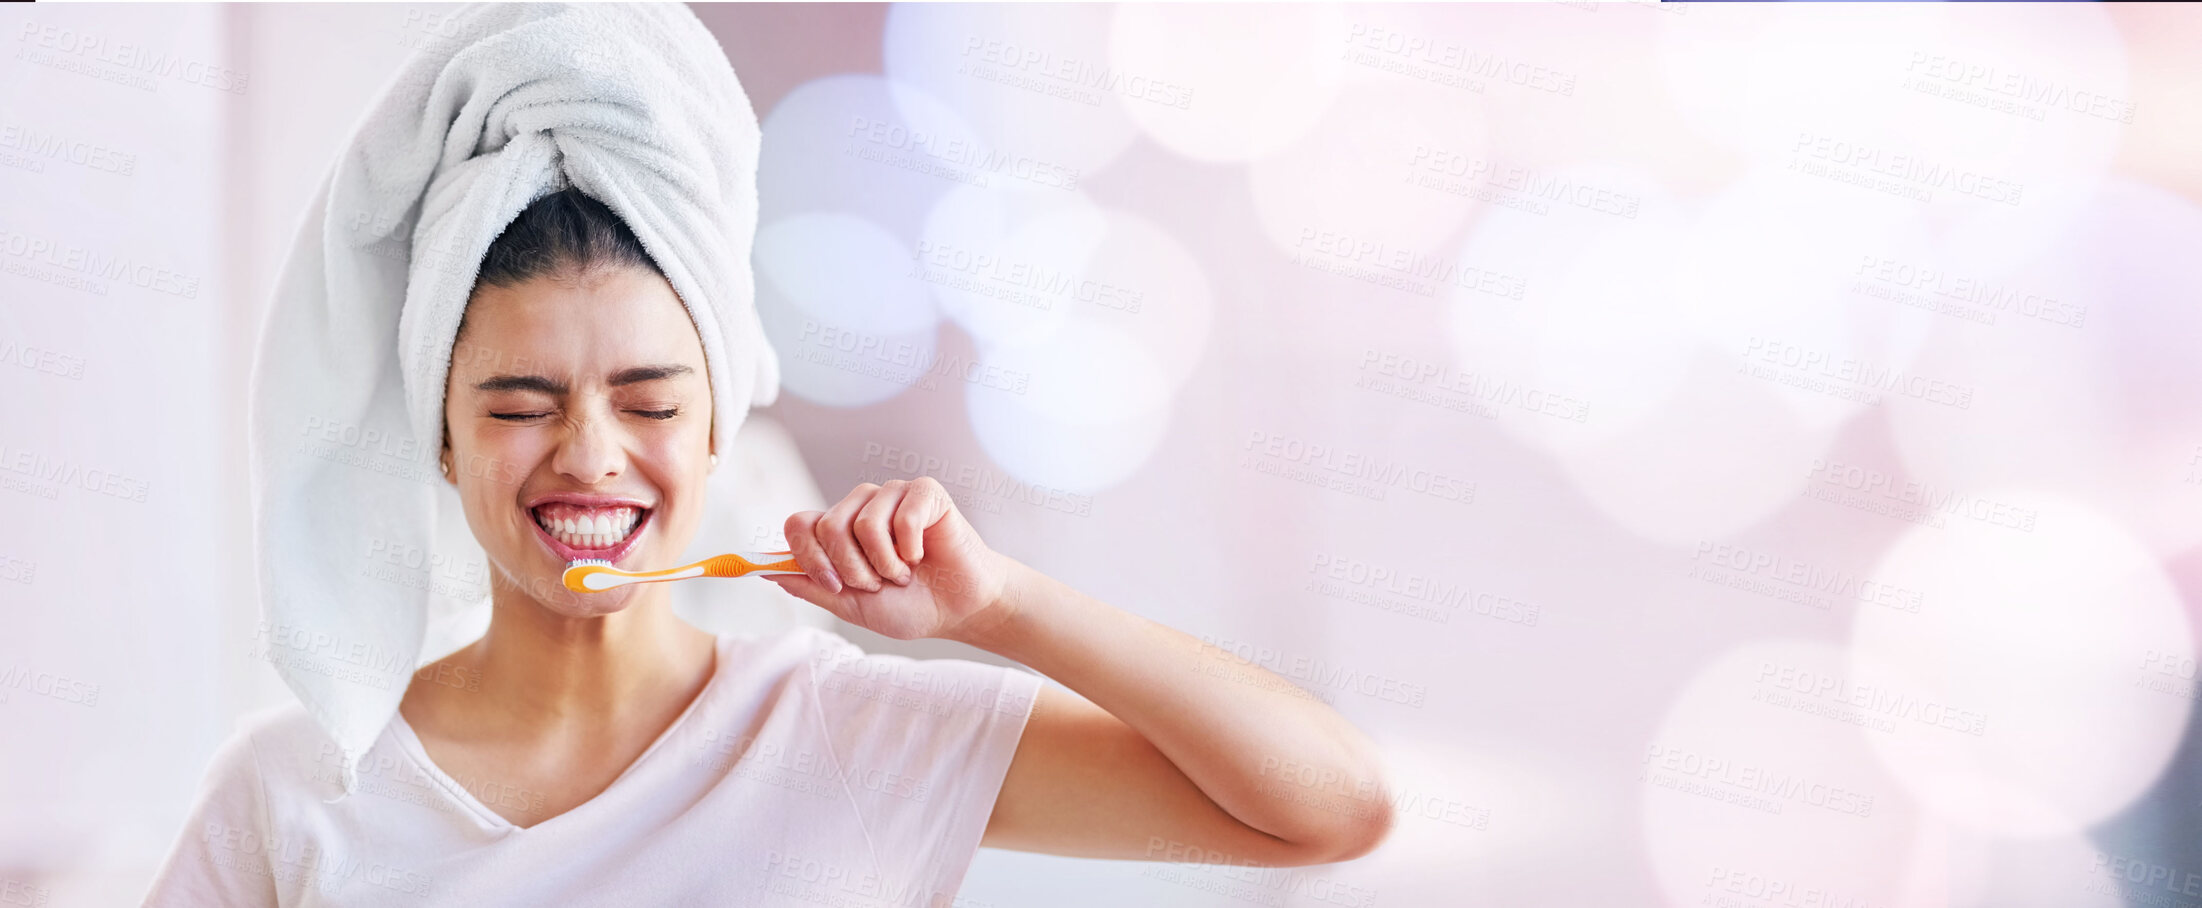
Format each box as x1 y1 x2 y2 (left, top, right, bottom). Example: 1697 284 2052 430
551 406 626 485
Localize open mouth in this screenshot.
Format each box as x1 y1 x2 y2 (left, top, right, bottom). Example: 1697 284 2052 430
528 501 653 564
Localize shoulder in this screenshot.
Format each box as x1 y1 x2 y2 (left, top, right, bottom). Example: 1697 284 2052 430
196 703 298 784
234 700 335 747
194 701 345 803
147 704 320 907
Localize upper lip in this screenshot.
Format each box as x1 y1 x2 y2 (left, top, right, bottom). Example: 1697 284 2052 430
522 492 656 510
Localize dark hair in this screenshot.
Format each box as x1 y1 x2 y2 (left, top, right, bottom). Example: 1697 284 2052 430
471 186 662 293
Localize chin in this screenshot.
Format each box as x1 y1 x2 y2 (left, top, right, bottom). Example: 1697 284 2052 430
538 580 648 619
489 558 651 619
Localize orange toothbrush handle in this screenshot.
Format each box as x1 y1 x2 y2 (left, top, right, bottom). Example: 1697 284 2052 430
699 550 804 578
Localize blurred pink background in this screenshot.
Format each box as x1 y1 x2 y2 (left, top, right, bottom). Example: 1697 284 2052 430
3 3 2201 905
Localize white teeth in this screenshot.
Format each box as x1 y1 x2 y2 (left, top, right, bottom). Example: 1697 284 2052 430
535 506 644 549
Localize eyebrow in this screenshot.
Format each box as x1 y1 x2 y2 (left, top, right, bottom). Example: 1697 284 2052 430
609 364 695 387
474 364 694 395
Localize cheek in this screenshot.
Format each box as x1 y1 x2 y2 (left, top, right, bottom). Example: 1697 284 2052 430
449 437 540 523
635 437 710 527
637 415 711 473
646 448 707 497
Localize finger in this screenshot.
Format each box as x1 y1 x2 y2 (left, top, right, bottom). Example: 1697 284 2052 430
818 484 885 592
781 511 842 594
854 480 913 585
892 477 948 563
763 573 843 616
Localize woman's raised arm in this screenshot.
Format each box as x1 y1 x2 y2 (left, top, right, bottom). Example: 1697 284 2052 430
768 477 1395 867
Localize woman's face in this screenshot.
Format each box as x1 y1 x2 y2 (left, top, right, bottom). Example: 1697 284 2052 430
441 265 713 618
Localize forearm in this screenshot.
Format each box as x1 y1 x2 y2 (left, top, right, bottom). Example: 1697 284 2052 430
955 557 1395 851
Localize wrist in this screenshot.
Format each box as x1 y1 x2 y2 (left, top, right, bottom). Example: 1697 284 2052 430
948 553 1040 654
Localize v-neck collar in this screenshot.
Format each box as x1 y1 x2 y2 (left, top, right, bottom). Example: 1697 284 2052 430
386 635 728 834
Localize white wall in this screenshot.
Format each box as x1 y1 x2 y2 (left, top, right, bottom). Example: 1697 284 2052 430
1 6 236 905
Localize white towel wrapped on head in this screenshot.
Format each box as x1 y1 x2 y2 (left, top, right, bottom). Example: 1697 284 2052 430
249 2 779 793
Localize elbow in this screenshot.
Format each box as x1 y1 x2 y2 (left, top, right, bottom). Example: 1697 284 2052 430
1272 779 1397 866
1319 752 1399 863
1271 808 1393 866
1349 797 1398 860
1323 792 1397 864
1247 740 1399 866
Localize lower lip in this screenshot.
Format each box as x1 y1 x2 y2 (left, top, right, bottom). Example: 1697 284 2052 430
530 509 653 565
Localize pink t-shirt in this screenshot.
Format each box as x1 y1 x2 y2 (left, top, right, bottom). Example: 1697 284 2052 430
144 626 1041 907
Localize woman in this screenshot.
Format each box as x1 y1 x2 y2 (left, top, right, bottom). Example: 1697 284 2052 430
146 189 1392 906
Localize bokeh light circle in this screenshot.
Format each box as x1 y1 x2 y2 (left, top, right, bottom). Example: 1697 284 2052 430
1886 179 2202 559
1657 5 2127 273
754 212 940 408
1448 167 1696 456
1109 4 1349 162
1850 493 2192 837
1553 372 1840 548
1246 76 1492 259
759 73 1001 237
965 321 1174 495
1676 165 1940 433
1641 639 1915 908
919 187 1213 392
883 3 1140 177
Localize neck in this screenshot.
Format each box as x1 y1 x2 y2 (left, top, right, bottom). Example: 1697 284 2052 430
463 576 717 727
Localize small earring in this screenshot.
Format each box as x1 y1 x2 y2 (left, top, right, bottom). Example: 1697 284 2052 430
709 453 720 468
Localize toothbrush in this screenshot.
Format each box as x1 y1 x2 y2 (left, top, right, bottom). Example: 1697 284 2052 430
563 551 805 593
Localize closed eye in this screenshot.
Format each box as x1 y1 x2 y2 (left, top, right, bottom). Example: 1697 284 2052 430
486 408 679 421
